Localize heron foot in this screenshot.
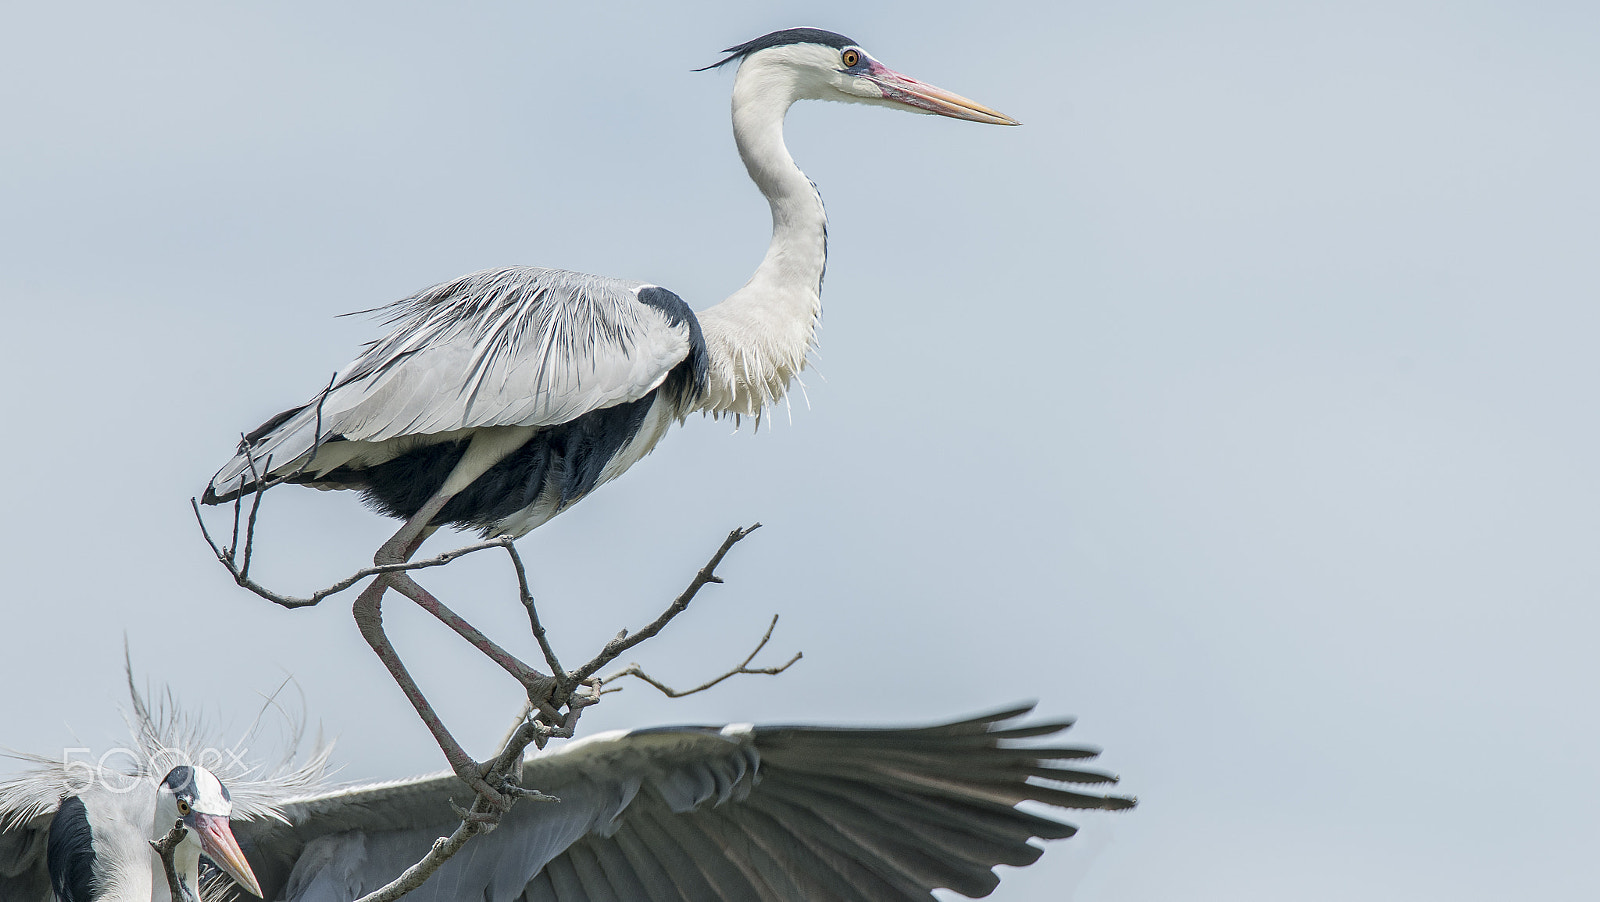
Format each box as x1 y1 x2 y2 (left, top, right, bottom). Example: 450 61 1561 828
451 761 512 813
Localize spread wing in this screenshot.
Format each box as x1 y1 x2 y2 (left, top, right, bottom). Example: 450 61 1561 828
206 267 699 502
237 705 1135 902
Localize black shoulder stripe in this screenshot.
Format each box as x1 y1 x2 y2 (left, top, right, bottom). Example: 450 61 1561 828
47 796 97 902
638 286 709 405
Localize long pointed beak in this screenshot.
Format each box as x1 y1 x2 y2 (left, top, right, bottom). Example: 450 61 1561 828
192 813 264 898
864 61 1020 125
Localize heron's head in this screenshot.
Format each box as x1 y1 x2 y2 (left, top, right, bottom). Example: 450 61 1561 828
155 765 264 898
704 27 1019 126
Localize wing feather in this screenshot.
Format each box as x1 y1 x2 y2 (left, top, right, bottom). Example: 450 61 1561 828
730 787 934 901
207 268 695 499
719 798 886 902
604 819 694 902
756 778 1007 896
0 816 52 902
705 798 900 901
562 840 628 902
240 708 1134 902
629 807 742 899
579 833 655 901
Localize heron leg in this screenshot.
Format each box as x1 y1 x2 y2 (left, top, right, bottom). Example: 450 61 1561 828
364 428 555 690
351 484 510 806
349 431 544 808
384 571 556 696
351 572 511 810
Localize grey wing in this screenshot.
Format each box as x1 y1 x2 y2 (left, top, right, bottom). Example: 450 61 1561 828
0 815 52 902
238 706 1135 902
207 267 698 500
236 731 747 902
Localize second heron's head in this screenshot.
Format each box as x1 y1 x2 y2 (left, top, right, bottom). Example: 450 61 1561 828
154 765 263 898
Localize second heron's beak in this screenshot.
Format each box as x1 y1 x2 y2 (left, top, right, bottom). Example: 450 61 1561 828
192 812 264 898
863 61 1020 125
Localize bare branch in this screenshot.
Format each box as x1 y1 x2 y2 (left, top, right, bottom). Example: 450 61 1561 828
568 524 761 686
206 512 767 900
506 542 566 680
228 475 244 566
192 503 515 609
237 451 272 582
200 372 781 902
353 818 488 902
339 529 757 900
150 820 198 902
604 614 802 698
231 371 338 493
211 371 336 585
352 682 601 902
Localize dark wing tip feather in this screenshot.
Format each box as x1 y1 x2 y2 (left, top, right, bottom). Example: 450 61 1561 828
985 721 1078 741
751 702 1045 744
1103 794 1139 810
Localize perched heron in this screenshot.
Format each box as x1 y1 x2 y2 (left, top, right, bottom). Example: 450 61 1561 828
2 684 1135 901
202 27 1018 543
198 28 1021 799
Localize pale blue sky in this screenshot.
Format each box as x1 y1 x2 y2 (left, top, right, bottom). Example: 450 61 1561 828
3 2 1597 899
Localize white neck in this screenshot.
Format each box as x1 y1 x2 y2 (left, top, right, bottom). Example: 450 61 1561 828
91 827 200 902
696 54 829 419
72 786 202 902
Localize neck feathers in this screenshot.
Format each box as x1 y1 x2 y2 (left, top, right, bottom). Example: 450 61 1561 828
696 55 828 420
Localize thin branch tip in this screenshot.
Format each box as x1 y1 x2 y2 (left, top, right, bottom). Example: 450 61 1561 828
602 612 801 698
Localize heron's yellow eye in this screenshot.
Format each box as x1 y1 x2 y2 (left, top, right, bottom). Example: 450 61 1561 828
842 49 860 68
176 799 191 816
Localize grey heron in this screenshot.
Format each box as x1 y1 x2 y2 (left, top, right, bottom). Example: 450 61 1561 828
3 687 1134 901
0 677 327 901
198 27 1020 804
202 26 1016 549
0 762 268 901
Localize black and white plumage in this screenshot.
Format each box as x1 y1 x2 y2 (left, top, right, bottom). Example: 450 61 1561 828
0 680 327 901
202 28 1018 539
2 686 1135 901
19 764 262 902
206 270 707 537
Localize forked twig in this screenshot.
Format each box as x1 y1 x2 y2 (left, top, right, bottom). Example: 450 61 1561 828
209 373 337 584
349 524 769 900
236 450 271 582
351 682 598 902
199 472 779 902
238 371 338 493
506 542 565 680
604 614 802 698
569 524 762 686
193 503 515 609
